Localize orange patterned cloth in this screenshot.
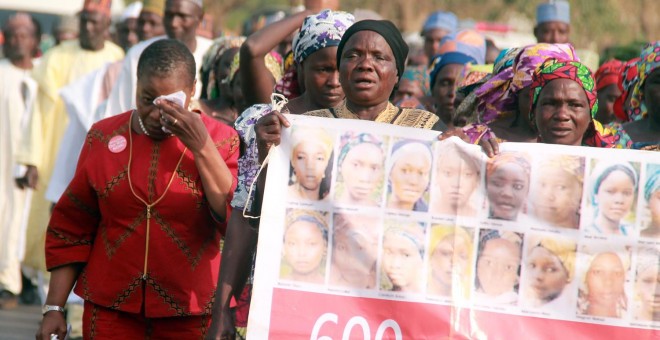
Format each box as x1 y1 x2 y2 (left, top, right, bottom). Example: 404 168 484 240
46 111 239 317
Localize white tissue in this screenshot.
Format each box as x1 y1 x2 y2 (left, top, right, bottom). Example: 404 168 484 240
155 90 187 134
154 90 187 107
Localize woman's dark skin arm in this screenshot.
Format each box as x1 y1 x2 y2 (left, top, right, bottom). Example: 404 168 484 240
205 213 258 340
206 103 290 340
240 10 313 105
36 264 84 340
254 111 290 209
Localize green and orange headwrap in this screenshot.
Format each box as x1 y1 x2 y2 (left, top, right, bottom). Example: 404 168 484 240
529 58 598 127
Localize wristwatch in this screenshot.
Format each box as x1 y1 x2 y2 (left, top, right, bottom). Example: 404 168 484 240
42 304 65 315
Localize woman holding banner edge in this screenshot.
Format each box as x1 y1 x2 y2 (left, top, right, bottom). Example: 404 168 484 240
208 20 442 339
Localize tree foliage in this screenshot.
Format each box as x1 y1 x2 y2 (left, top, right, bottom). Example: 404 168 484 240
189 0 658 51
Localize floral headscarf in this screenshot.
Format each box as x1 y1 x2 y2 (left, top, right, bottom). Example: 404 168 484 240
530 58 598 122
614 57 641 122
528 59 633 148
453 48 519 126
629 41 660 121
292 10 355 64
456 64 491 91
475 43 578 124
274 10 354 101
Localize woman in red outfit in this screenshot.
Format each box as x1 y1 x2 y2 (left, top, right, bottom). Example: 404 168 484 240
37 39 239 340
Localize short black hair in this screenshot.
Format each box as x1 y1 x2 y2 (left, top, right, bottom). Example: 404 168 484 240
137 39 196 85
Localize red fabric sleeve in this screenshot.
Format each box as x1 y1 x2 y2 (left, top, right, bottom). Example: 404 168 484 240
209 129 240 236
45 128 101 270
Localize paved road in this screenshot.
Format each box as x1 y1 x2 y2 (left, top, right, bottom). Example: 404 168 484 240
0 305 40 340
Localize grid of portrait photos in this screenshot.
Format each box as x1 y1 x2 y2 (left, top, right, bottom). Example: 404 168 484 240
272 122 660 329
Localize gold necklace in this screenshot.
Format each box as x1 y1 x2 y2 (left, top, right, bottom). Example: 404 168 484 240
127 111 188 280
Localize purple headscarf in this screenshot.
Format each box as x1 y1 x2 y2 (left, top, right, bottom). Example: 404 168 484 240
475 43 579 124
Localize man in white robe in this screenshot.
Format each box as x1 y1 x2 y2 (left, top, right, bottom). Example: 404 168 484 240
0 13 39 309
15 0 125 304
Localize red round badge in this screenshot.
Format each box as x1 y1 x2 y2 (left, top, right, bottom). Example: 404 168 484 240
108 135 127 153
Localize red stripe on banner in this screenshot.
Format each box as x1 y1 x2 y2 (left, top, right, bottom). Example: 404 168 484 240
269 288 659 340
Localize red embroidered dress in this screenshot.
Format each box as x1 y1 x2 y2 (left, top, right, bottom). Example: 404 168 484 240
46 111 239 318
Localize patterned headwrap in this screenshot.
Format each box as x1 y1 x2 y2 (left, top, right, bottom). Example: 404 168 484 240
227 50 283 84
475 43 578 124
589 161 638 205
400 66 431 96
526 58 631 148
456 64 491 92
486 151 531 180
384 221 425 258
231 104 277 210
494 47 521 74
595 59 625 91
613 57 641 122
285 209 329 242
629 41 660 121
528 236 577 281
337 132 385 168
453 48 520 126
644 165 660 202
529 58 598 132
293 10 355 64
436 29 487 65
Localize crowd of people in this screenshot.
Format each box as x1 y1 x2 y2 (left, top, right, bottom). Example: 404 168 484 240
0 0 658 339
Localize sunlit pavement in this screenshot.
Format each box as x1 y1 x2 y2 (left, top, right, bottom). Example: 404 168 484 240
0 305 41 340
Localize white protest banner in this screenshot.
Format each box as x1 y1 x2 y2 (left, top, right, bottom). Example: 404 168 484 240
247 114 660 339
